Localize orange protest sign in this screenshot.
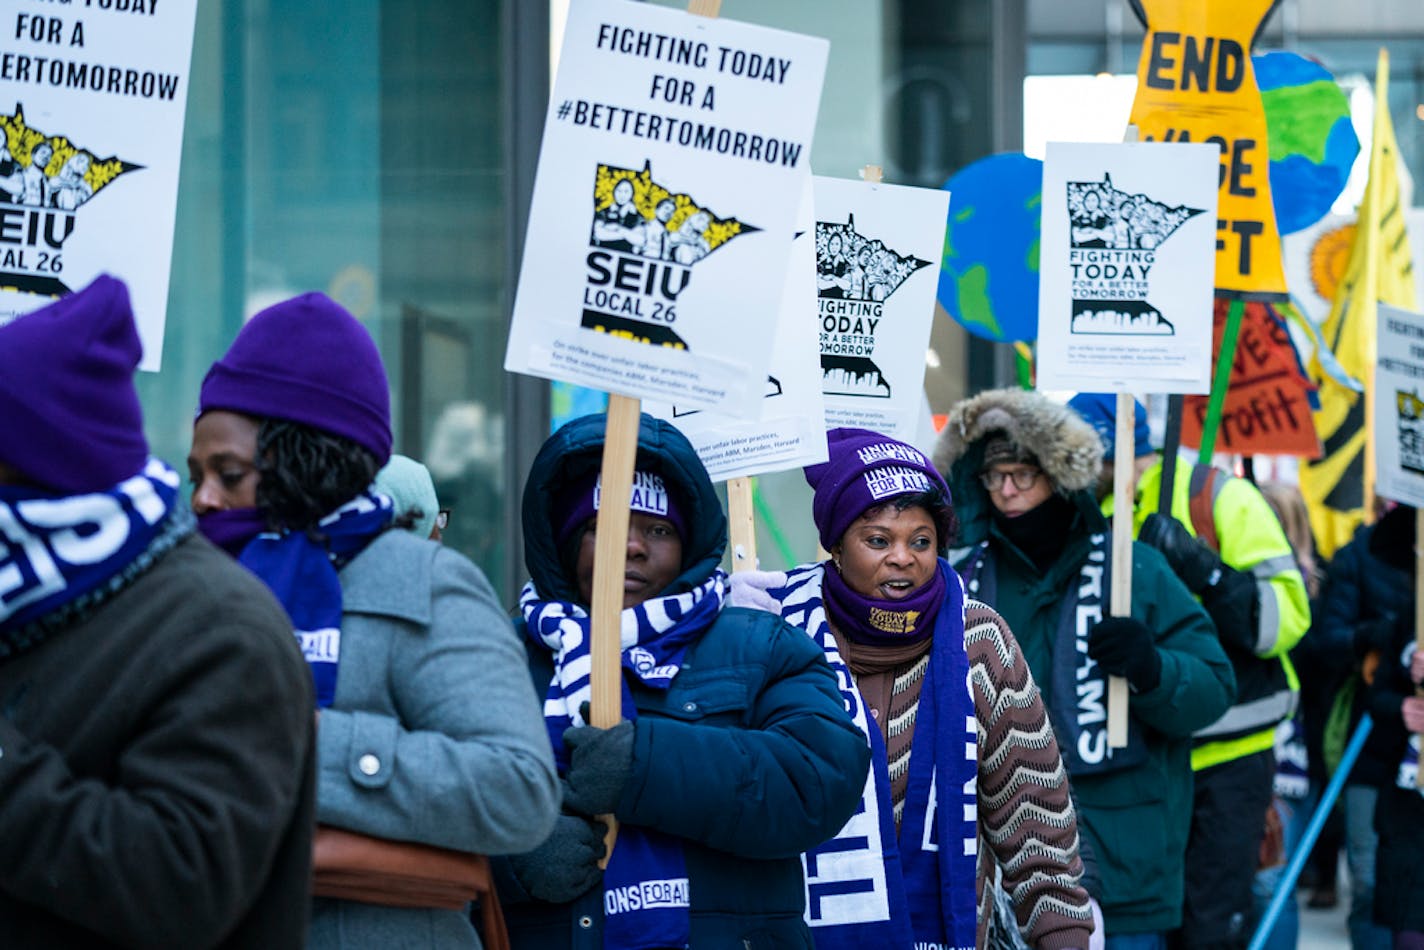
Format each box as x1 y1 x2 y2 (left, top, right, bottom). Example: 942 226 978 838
1127 0 1288 299
1182 299 1320 455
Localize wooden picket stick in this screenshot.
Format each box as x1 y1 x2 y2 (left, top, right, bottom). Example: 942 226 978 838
1106 124 1140 749
728 477 758 571
1107 392 1135 748
688 0 721 16
1416 510 1423 788
588 393 640 864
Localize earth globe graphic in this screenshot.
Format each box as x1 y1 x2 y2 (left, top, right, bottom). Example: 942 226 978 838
936 152 1043 343
1255 50 1359 236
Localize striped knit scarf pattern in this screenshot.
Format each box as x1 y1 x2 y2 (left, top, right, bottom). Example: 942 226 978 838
772 560 978 950
520 571 726 950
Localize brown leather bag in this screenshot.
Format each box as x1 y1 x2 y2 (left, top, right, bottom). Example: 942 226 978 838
312 826 509 950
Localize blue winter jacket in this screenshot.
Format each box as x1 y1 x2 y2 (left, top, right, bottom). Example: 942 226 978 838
498 412 870 949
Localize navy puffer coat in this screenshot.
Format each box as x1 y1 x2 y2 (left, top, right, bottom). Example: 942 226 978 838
499 413 870 949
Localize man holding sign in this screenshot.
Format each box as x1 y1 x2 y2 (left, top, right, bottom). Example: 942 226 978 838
935 388 1233 944
1070 393 1309 950
499 413 868 947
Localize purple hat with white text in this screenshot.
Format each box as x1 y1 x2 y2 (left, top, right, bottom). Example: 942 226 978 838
803 428 951 550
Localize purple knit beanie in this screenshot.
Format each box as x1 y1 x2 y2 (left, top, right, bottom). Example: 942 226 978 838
804 428 951 550
197 293 392 464
0 274 148 493
554 469 687 549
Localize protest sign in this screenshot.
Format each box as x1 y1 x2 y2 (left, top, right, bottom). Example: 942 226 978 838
0 0 197 371
505 0 828 418
1036 141 1218 394
1376 304 1424 508
814 175 947 442
1127 0 1289 299
645 176 826 481
1179 299 1320 456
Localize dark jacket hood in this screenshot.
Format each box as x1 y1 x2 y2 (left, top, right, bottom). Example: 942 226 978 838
934 388 1106 547
521 412 727 603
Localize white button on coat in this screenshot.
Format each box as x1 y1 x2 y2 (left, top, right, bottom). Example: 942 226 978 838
358 753 381 776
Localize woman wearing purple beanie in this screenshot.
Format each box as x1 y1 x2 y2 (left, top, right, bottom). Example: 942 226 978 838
188 292 559 949
733 427 1095 950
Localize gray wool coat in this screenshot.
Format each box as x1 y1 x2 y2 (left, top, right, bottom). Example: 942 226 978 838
309 529 559 949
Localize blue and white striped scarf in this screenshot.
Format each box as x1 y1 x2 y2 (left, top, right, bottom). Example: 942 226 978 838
238 490 393 708
0 458 187 658
520 571 726 950
770 560 978 950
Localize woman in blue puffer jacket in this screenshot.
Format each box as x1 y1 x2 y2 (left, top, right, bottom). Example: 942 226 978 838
495 412 870 949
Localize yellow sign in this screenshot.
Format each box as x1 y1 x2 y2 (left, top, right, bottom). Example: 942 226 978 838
1128 0 1288 298
1301 49 1417 557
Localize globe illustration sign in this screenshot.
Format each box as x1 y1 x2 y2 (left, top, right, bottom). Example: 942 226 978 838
1255 50 1359 236
937 151 1043 343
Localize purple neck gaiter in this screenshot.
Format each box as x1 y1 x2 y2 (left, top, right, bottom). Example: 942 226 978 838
821 558 946 647
197 507 268 557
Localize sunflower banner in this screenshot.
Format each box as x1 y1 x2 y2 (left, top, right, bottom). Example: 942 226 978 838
1295 52 1419 557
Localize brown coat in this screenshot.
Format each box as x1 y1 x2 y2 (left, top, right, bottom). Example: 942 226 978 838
0 534 316 949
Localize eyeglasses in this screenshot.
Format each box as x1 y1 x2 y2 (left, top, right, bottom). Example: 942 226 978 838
435 508 451 531
979 467 1042 492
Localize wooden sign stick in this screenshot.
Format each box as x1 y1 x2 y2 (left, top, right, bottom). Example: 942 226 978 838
1106 125 1140 749
1416 509 1423 788
728 477 758 571
1107 392 1135 748
588 393 640 862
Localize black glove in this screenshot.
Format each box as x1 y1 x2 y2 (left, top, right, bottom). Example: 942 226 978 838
1088 616 1163 693
506 814 607 903
1139 513 1222 594
561 719 635 817
1197 564 1260 655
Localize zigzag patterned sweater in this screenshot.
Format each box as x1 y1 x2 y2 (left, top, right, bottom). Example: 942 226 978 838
835 599 1094 949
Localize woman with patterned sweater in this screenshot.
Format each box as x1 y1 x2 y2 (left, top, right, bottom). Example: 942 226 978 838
733 428 1094 950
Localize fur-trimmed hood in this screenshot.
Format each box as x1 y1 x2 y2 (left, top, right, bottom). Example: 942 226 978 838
933 388 1106 548
933 388 1104 493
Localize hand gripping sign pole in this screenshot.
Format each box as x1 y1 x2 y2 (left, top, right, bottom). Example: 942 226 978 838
588 394 639 866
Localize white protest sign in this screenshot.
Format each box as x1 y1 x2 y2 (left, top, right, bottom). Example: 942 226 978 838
1036 141 1218 394
1376 304 1424 508
0 0 197 371
646 175 826 480
814 175 947 441
505 0 828 417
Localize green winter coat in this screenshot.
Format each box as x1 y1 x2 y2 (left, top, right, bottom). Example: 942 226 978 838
935 388 1236 936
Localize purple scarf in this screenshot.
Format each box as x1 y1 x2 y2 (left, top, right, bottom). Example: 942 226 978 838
197 507 267 556
821 560 946 647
